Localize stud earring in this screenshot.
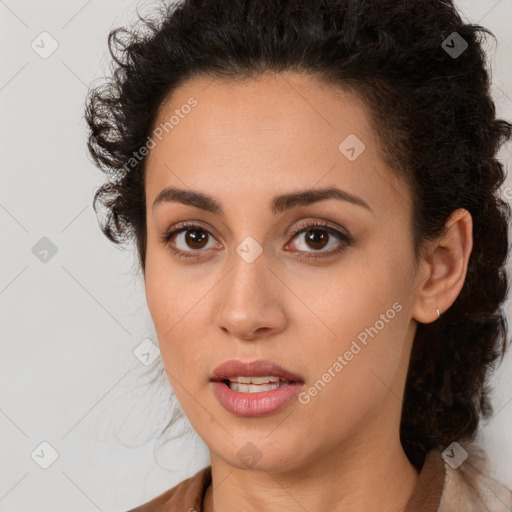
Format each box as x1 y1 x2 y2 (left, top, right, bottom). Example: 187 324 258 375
436 307 441 318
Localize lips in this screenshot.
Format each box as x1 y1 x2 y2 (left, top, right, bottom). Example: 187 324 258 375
210 359 305 417
210 359 304 384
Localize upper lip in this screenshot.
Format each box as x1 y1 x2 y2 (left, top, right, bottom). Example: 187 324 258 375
210 359 304 383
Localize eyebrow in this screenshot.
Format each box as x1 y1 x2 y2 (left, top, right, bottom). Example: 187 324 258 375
152 185 373 216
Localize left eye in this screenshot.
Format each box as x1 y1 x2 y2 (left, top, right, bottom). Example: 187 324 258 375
288 226 348 253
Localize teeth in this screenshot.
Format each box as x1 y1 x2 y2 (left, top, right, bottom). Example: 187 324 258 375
228 376 281 384
229 382 282 393
221 376 295 392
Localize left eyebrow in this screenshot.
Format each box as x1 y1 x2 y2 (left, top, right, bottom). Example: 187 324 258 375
152 185 374 216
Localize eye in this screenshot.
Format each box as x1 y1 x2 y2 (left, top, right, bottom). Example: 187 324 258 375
160 222 220 259
286 221 352 259
160 220 352 260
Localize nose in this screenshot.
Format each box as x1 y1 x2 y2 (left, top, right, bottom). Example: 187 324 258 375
213 250 287 342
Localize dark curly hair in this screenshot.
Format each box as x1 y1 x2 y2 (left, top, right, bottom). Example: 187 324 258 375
84 0 512 471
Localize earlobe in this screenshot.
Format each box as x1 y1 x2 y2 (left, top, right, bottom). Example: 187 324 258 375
411 208 473 324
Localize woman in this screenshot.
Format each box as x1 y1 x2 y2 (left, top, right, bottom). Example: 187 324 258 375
85 0 512 510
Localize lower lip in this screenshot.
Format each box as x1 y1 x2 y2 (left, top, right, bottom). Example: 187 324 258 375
211 380 303 417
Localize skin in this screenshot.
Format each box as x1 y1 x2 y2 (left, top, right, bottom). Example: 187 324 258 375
143 71 473 512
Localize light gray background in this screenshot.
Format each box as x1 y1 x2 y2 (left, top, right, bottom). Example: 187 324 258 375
1 0 511 510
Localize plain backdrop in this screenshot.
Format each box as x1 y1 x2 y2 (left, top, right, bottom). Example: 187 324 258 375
1 0 511 510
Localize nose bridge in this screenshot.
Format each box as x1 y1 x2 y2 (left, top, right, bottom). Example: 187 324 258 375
225 238 270 307
214 238 287 338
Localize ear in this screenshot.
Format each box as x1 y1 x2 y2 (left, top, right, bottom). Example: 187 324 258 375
411 208 473 324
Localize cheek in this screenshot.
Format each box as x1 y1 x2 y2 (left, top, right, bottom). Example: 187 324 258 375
294 251 410 406
144 246 192 332
289 249 405 346
303 295 406 397
294 306 408 446
144 253 210 381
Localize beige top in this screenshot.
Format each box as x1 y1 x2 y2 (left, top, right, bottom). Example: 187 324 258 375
126 449 512 511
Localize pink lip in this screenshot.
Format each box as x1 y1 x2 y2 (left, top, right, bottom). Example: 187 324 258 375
211 381 303 417
210 359 304 418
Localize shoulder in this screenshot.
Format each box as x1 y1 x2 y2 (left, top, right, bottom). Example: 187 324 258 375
126 465 212 512
438 444 512 512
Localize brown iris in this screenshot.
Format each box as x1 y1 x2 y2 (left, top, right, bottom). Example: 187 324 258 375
304 229 329 250
185 229 208 249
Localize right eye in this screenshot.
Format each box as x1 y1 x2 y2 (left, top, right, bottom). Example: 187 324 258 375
160 223 221 259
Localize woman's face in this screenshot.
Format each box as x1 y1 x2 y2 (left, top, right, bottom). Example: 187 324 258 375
144 71 422 471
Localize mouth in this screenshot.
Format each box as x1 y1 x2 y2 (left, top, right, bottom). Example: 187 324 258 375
210 359 305 417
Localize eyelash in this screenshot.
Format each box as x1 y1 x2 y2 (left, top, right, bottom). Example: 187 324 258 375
159 220 353 260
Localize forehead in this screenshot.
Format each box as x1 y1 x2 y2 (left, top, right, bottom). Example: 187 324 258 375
144 71 410 219
148 71 376 160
